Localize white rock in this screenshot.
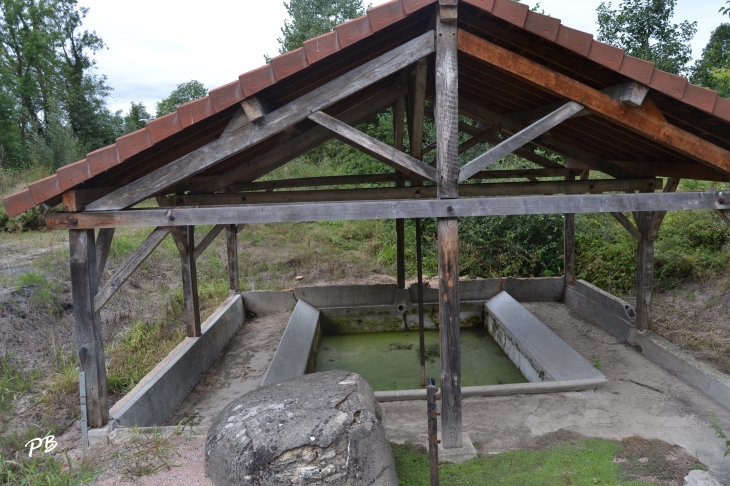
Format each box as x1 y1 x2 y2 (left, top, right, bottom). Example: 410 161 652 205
684 470 724 486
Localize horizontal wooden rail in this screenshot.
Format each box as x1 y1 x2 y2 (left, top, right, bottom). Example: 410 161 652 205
46 191 729 230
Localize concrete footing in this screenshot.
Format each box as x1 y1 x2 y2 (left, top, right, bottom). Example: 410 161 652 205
437 432 478 464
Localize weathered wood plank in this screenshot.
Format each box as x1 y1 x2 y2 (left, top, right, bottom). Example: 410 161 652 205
93 226 172 313
309 111 438 181
63 187 118 212
170 178 661 206
607 160 730 182
648 178 680 240
192 224 225 261
87 32 435 211
95 228 115 276
196 79 410 193
226 224 239 292
221 104 250 137
223 173 407 192
46 191 729 230
394 97 407 290
241 96 269 122
180 226 201 337
408 59 428 163
459 102 584 182
458 97 639 178
69 229 109 427
458 30 730 174
610 212 641 241
636 210 655 331
436 5 459 200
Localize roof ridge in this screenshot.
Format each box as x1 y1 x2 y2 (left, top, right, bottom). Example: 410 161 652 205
3 0 729 218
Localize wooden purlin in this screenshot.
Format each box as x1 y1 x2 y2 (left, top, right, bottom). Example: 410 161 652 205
457 30 730 175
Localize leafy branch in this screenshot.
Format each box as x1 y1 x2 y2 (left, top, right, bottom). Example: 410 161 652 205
710 413 730 457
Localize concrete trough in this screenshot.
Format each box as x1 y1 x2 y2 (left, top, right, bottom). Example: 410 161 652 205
109 294 244 427
485 291 607 384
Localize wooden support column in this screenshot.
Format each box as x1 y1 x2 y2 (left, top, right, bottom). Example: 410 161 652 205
180 226 201 337
564 214 575 285
69 229 109 427
436 0 462 450
636 211 655 331
394 97 407 289
226 224 240 292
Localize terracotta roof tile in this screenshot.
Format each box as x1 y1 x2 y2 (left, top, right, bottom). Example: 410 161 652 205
147 111 184 144
619 55 654 84
303 31 340 64
556 25 592 57
649 69 687 99
57 159 91 191
116 128 153 161
239 65 276 98
271 48 310 81
209 81 245 113
491 0 528 27
523 11 560 42
368 1 407 32
713 97 730 122
177 96 215 128
682 84 718 113
87 145 122 176
587 41 624 71
335 16 374 48
402 0 437 15
2 190 35 218
28 175 61 205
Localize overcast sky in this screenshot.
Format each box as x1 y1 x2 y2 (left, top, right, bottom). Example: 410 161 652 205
80 0 728 115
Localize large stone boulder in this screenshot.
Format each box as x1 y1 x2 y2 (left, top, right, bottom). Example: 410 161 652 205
205 370 398 485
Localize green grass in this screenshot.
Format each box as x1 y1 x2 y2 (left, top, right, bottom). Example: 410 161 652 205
0 454 98 485
0 356 36 418
393 440 652 486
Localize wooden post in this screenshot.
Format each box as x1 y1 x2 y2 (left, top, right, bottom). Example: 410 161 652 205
226 224 240 292
636 211 655 331
416 218 427 387
564 213 575 285
69 229 109 427
394 98 407 289
180 226 201 337
436 0 461 450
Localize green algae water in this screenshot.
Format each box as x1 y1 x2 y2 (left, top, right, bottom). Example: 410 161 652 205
314 329 526 391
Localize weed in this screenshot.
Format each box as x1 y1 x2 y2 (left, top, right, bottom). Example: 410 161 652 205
416 344 440 364
117 426 181 480
0 453 98 485
388 342 413 351
710 413 730 457
0 355 36 417
592 359 602 370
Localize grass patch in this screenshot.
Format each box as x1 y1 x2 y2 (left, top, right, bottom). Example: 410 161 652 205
0 453 98 485
0 356 36 418
116 426 182 480
392 436 702 485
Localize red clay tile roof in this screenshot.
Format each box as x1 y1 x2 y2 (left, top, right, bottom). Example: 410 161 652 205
3 0 730 218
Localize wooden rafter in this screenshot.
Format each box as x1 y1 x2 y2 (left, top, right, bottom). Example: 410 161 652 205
46 191 729 230
457 29 730 175
86 31 436 212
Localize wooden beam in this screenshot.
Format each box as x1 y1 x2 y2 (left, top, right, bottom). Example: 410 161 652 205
459 102 584 182
87 32 436 212
221 104 250 137
636 210 655 331
63 187 118 212
95 228 115 276
170 178 661 206
608 160 730 182
648 178 680 240
46 191 729 230
93 226 172 313
457 30 730 175
196 79 410 193
180 226 201 337
223 173 407 192
308 111 438 182
459 97 639 178
241 96 269 122
192 224 225 261
436 1 461 451
603 81 650 108
408 59 428 163
394 97 407 289
611 212 641 241
69 229 109 427
226 224 239 292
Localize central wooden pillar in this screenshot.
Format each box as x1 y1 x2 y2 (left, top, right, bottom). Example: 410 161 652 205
394 97 407 289
436 0 462 449
180 225 201 337
69 229 109 427
636 211 655 331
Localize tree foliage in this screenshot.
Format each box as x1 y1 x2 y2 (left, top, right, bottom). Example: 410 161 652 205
596 0 697 76
691 24 730 99
122 102 151 135
278 0 367 54
155 80 207 118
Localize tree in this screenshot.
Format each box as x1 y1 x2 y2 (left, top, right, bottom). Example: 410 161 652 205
122 102 151 134
691 24 730 98
277 0 367 54
156 80 207 117
596 0 697 76
722 1 729 17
